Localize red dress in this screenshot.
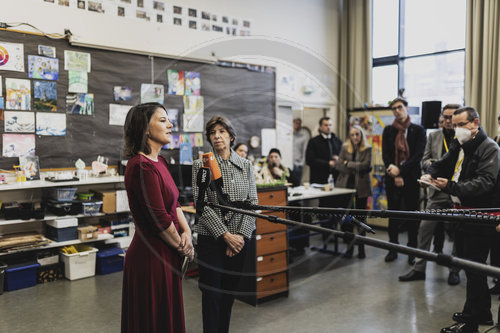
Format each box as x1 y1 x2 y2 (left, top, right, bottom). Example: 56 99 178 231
121 155 185 333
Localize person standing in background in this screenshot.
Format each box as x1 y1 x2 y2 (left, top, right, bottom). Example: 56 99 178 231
292 118 307 185
382 97 426 265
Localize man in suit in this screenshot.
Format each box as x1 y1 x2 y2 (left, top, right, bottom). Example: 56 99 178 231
382 97 426 264
398 104 462 284
306 116 342 184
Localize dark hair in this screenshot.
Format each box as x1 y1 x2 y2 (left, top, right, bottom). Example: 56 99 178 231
123 103 166 157
234 143 248 151
454 106 479 122
205 115 237 147
442 104 461 114
319 116 331 126
268 148 281 157
389 97 408 108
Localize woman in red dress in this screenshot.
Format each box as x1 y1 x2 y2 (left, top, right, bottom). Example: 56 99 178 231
121 103 194 333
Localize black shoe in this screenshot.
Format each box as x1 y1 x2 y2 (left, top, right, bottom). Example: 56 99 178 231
408 255 416 265
448 272 460 286
440 322 478 333
358 248 366 259
452 312 493 326
398 270 425 282
385 251 398 262
489 282 500 295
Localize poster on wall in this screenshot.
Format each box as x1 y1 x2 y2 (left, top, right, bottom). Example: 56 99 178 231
184 71 200 96
66 93 94 115
4 111 35 133
183 96 204 132
68 71 88 93
2 134 35 157
349 115 373 136
38 45 56 58
28 55 59 80
36 112 66 136
64 50 91 72
166 108 179 131
109 104 132 126
34 80 57 111
0 41 24 72
5 78 31 110
140 84 164 104
113 86 132 101
167 70 184 95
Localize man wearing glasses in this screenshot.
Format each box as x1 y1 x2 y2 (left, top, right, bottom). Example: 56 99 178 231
423 107 500 333
399 104 462 285
382 97 426 264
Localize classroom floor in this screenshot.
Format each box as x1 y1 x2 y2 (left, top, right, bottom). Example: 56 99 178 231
1 230 500 333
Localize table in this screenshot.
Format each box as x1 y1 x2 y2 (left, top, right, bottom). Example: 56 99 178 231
287 186 356 255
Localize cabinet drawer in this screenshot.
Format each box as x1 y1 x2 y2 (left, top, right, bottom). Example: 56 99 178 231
257 252 287 276
257 190 287 207
257 271 287 298
256 212 286 234
256 231 286 256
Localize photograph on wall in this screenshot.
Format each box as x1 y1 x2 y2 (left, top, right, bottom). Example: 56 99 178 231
222 16 229 23
167 69 184 95
173 17 182 26
166 108 179 131
201 11 210 20
64 50 91 72
34 81 57 111
58 0 69 6
243 20 251 28
184 72 200 96
88 1 105 13
4 111 35 133
140 84 164 104
183 96 204 132
189 134 196 147
183 133 191 145
28 55 59 80
68 71 88 93
189 20 197 29
66 93 94 115
212 25 223 32
194 133 203 147
77 0 85 9
19 155 40 181
118 6 125 16
2 134 35 157
109 104 132 126
188 8 197 17
136 10 150 21
153 1 165 11
0 41 24 72
38 45 56 58
173 5 182 15
201 22 210 31
113 86 132 101
36 112 66 136
5 78 31 110
157 14 163 23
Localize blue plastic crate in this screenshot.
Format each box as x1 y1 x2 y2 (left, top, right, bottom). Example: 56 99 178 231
96 247 125 275
5 262 40 291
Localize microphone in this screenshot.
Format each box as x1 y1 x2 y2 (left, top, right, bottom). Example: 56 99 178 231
195 167 211 218
202 152 231 205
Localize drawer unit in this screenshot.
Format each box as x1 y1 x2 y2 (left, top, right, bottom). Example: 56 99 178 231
257 252 287 276
237 187 289 306
256 231 286 256
256 212 287 234
257 271 288 299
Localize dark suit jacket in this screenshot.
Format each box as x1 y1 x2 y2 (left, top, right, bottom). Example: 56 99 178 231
382 122 426 192
306 134 342 184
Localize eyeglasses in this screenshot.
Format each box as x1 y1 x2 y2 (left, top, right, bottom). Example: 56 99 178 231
391 105 404 111
453 121 471 128
442 115 453 120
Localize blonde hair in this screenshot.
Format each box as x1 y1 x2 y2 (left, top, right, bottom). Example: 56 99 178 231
346 124 370 154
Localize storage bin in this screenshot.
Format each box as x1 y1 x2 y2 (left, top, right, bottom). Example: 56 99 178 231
0 262 6 295
19 202 34 220
78 225 98 241
3 202 20 220
46 218 79 242
60 244 98 280
37 262 64 283
37 251 59 266
70 200 83 215
44 187 77 202
46 200 72 216
77 192 94 201
96 247 125 275
4 262 40 291
82 200 103 216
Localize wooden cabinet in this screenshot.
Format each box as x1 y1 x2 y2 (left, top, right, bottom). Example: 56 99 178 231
238 186 289 306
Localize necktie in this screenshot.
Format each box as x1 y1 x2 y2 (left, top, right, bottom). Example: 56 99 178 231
327 138 333 158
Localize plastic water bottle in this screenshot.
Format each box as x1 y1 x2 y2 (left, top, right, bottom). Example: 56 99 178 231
328 174 334 191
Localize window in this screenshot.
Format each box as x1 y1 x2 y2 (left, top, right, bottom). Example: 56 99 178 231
371 0 466 108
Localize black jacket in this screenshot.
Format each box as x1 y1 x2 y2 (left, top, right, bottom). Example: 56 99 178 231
428 127 500 208
382 123 426 190
306 134 342 184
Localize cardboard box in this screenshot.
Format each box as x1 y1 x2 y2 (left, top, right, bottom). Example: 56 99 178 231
78 225 98 241
92 190 116 213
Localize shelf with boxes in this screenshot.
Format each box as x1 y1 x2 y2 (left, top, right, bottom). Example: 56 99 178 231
0 176 132 257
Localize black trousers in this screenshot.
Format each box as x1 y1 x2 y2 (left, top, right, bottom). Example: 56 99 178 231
460 230 492 324
197 235 248 333
386 185 420 248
